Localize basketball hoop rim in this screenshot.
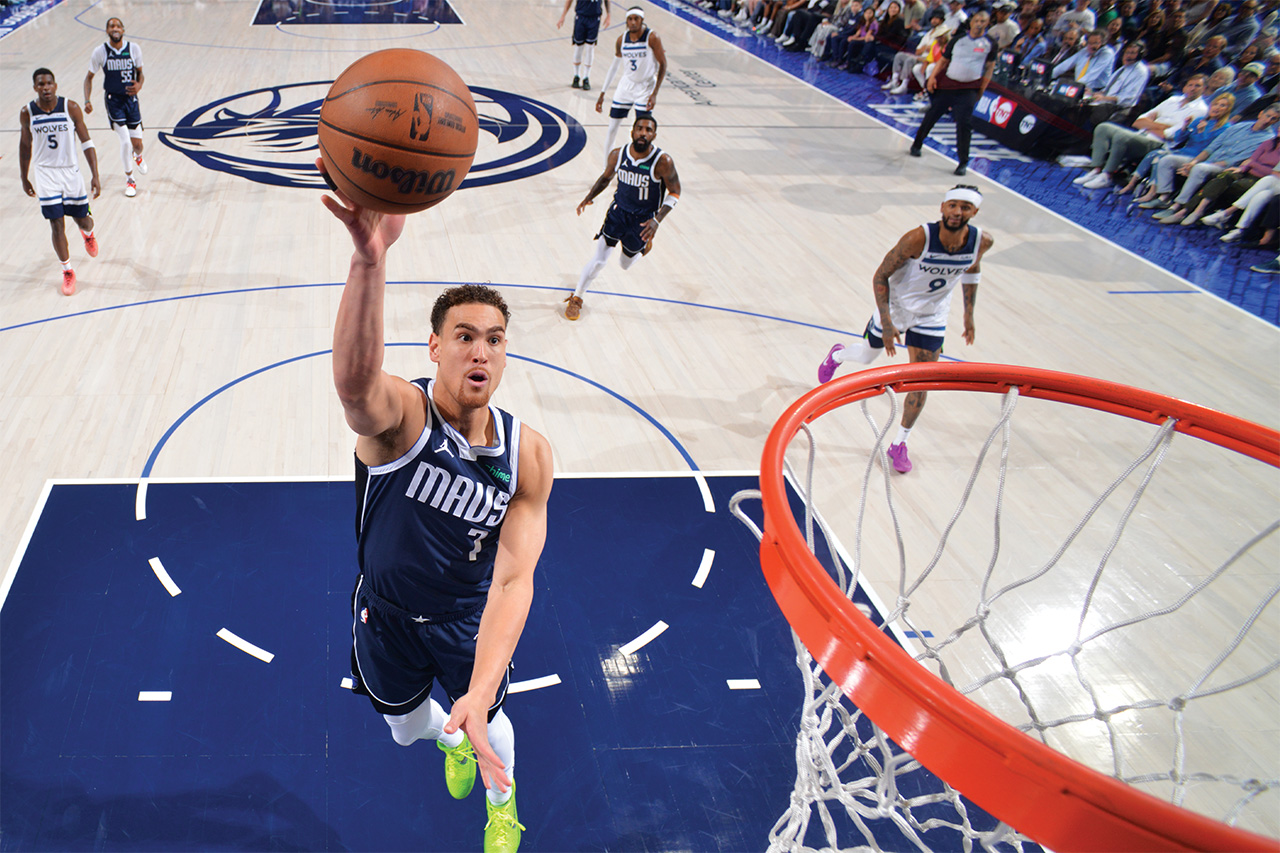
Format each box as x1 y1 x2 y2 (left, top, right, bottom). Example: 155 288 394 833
758 362 1279 853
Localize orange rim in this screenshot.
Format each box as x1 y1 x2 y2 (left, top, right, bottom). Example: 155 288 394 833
759 362 1279 853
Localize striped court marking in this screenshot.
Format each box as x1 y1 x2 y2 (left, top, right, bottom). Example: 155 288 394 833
726 679 761 690
138 691 172 701
340 677 354 690
148 557 182 597
619 621 668 656
691 549 715 588
135 480 148 520
695 473 714 512
508 674 562 694
216 628 275 663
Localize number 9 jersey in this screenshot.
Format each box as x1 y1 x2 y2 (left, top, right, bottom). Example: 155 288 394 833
354 379 522 616
886 221 983 325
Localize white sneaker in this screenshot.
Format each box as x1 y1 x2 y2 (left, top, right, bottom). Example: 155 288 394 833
1081 172 1112 189
134 152 148 175
891 81 908 94
775 33 788 42
733 8 749 20
718 8 733 17
1073 168 1101 185
882 77 897 89
124 177 137 197
1201 209 1229 228
781 35 796 46
1221 229 1243 243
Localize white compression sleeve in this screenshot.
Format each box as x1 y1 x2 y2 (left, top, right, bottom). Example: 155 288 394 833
575 237 614 297
383 698 450 746
116 123 133 175
484 709 516 806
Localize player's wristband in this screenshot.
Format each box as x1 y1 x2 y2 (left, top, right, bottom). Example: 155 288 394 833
663 193 679 211
961 272 981 285
81 139 95 151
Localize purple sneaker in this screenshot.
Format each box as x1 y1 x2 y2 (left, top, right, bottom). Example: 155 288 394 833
818 344 844 384
887 442 912 474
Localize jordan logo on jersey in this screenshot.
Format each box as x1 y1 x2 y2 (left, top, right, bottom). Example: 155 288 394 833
404 461 511 526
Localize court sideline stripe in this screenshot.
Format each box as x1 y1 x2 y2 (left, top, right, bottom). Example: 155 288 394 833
619 621 669 656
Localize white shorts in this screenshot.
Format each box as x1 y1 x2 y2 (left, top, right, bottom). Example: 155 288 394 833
612 76 656 111
33 164 89 219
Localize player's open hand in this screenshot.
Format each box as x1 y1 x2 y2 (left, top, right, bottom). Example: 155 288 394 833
963 319 975 345
22 177 35 198
881 320 902 357
316 157 406 265
90 175 101 199
444 694 511 793
640 217 660 242
595 93 605 113
576 198 593 216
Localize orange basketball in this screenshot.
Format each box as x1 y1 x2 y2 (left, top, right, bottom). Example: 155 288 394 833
318 49 478 214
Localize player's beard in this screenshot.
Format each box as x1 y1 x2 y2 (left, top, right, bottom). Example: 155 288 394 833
941 215 968 232
632 137 651 153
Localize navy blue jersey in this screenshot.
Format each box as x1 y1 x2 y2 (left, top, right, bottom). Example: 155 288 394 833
355 379 521 615
89 41 143 96
575 0 605 17
612 144 665 217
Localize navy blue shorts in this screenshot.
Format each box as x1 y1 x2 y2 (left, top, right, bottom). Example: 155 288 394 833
597 202 653 256
41 200 90 220
104 92 142 129
572 14 601 44
349 575 512 718
609 105 653 120
864 320 945 352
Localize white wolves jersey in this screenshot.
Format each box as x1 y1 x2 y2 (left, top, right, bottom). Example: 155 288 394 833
354 379 522 615
621 27 659 85
29 98 78 169
613 144 665 216
888 222 982 317
89 41 143 96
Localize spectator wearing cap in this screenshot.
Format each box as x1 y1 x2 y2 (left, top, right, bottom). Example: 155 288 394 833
1228 61 1267 113
1092 39 1151 105
885 7 950 90
1053 29 1117 90
989 0 1022 47
943 0 968 32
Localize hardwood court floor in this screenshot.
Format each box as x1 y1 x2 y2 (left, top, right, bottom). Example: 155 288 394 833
1 0 1276 848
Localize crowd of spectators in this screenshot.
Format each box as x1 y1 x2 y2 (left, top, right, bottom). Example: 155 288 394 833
692 0 1280 270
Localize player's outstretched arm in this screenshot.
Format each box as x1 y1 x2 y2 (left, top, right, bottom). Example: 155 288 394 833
19 107 35 197
577 147 621 215
961 231 994 345
446 428 555 792
873 227 926 357
647 33 668 110
68 100 100 199
318 158 416 443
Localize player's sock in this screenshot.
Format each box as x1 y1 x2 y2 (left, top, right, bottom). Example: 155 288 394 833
575 238 614 298
60 258 73 272
603 116 623 160
833 336 880 364
484 710 516 806
116 124 134 175
383 698 451 746
894 425 913 445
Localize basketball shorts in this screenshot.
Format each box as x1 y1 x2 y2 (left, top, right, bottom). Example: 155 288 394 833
572 14 601 44
865 303 947 352
597 202 653 256
609 77 656 117
34 165 90 220
349 574 511 719
104 92 142 129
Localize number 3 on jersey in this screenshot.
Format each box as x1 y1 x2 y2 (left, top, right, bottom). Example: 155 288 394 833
467 528 488 561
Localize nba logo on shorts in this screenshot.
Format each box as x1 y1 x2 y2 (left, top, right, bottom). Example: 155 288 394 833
361 607 369 624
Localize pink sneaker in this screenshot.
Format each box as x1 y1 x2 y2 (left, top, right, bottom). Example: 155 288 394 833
818 344 844 384
83 232 99 258
61 268 77 296
887 442 912 473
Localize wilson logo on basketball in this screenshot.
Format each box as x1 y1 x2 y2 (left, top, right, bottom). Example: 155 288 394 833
350 146 456 197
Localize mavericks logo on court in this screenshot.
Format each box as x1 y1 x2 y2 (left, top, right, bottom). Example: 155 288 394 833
159 82 587 191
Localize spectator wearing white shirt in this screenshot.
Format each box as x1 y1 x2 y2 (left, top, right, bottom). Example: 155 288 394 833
942 0 968 33
1075 74 1210 189
1092 39 1151 106
1053 29 1116 90
988 0 1022 48
1055 0 1096 35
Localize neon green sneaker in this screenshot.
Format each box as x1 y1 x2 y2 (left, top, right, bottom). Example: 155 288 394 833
483 784 524 852
437 734 476 799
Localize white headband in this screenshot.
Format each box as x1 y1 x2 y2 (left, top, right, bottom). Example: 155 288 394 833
628 6 645 17
944 188 983 206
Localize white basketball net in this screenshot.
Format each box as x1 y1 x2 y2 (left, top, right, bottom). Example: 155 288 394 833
731 384 1279 852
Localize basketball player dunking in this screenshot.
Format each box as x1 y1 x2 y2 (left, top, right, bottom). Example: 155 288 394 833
817 186 995 474
318 160 554 853
566 114 681 320
84 17 148 198
596 6 667 160
19 68 101 296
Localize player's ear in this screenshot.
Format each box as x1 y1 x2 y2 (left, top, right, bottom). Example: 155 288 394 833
428 332 442 364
